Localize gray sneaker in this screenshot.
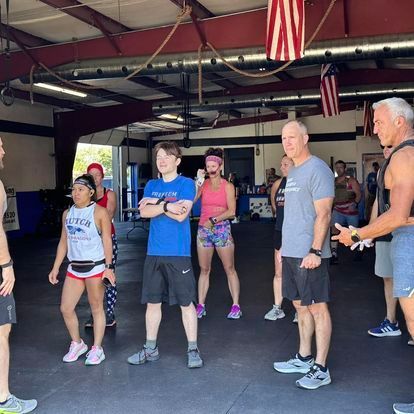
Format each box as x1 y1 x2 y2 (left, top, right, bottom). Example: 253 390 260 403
0 394 37 413
296 365 331 390
273 354 314 374
394 403 414 414
264 305 285 321
127 345 160 365
187 348 203 369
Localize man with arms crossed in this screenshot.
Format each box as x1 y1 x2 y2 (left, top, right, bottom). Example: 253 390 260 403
273 121 335 390
333 98 414 414
127 141 203 369
0 137 37 413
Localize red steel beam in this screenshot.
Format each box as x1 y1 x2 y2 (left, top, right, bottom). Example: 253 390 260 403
2 2 414 83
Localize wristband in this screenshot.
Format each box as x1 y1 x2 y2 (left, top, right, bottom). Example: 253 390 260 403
163 201 170 213
156 197 165 205
0 259 13 269
105 263 115 270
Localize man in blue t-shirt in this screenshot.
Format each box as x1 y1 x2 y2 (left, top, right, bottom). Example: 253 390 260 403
365 161 380 220
127 141 203 369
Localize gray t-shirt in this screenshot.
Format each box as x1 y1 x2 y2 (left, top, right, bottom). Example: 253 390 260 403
282 156 334 258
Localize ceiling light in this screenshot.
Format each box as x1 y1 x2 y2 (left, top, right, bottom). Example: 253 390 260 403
34 83 87 98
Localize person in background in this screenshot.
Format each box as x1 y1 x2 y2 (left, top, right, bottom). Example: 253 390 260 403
267 167 280 191
330 160 361 264
195 148 242 320
365 161 380 221
264 155 294 322
85 163 118 328
0 137 37 413
228 172 240 223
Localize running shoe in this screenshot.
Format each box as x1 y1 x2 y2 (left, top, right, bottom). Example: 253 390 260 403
85 346 105 366
292 312 298 324
62 339 88 363
187 348 203 369
105 314 117 327
296 365 331 390
368 319 402 337
227 304 242 319
196 304 206 319
408 338 414 346
264 305 285 321
0 394 38 413
84 316 93 328
127 345 160 365
273 354 314 374
393 403 414 414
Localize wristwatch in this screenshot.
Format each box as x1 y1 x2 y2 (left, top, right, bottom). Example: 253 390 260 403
309 248 322 257
209 217 218 225
105 263 115 270
351 229 361 243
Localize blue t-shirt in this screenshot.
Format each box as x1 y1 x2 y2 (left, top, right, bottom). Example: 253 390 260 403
144 175 195 257
366 171 377 195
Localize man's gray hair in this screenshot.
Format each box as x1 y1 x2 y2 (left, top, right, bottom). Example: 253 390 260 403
373 97 414 126
283 120 308 136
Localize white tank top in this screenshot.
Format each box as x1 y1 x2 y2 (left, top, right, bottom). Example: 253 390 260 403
65 203 105 278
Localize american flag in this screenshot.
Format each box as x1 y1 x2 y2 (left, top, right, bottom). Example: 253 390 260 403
320 63 340 117
266 0 305 61
363 101 374 136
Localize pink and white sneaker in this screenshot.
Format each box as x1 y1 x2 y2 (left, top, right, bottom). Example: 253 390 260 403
227 304 242 319
196 304 206 319
63 339 88 363
85 345 106 366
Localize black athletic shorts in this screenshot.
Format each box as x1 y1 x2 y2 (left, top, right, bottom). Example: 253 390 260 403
282 257 330 306
0 292 17 326
273 230 282 251
141 256 196 306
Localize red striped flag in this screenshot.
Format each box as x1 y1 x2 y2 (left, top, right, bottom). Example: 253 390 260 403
266 0 305 61
320 63 340 117
363 101 374 136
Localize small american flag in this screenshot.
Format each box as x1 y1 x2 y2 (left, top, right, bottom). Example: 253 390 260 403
266 0 305 61
320 63 340 117
363 101 374 137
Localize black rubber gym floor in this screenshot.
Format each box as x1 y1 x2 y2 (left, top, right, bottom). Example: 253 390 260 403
8 221 412 413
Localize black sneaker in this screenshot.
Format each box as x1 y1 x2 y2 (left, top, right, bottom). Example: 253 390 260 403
106 314 117 327
84 316 93 328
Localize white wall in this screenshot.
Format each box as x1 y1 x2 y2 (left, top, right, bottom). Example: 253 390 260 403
151 110 383 184
0 99 56 191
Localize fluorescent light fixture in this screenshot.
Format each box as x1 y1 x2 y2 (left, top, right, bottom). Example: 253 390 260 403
159 113 178 120
34 83 87 98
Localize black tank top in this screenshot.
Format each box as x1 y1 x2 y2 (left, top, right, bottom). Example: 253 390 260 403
274 177 287 231
377 139 414 241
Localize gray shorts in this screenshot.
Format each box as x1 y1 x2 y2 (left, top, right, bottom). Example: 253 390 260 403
391 227 414 298
0 293 17 326
282 257 330 306
375 241 393 278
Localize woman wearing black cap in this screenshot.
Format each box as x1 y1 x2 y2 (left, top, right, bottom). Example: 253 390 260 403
48 174 115 366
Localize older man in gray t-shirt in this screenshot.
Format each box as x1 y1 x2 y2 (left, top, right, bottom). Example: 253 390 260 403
273 121 334 391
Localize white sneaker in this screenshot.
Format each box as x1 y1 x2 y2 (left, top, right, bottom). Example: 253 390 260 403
85 345 106 366
292 312 298 323
63 339 88 363
264 305 285 321
274 354 314 374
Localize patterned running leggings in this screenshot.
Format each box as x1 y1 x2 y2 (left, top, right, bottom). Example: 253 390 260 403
104 234 118 317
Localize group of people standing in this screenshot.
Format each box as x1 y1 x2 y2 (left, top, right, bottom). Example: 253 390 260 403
0 97 413 414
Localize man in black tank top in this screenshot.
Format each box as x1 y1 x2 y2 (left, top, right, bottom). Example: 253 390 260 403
332 98 414 414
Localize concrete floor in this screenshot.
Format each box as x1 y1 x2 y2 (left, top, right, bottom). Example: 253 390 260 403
7 221 412 414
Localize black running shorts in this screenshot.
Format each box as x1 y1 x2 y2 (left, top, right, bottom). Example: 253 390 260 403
141 256 196 306
282 257 330 306
0 292 17 326
273 230 282 251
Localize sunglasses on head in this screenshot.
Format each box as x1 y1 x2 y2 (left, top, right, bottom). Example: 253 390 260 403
380 145 393 149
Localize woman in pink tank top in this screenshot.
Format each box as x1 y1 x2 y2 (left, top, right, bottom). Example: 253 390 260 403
194 148 242 320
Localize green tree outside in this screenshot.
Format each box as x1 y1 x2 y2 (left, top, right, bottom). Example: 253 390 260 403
73 143 113 180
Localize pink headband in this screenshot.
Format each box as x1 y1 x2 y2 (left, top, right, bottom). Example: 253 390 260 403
206 155 222 165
